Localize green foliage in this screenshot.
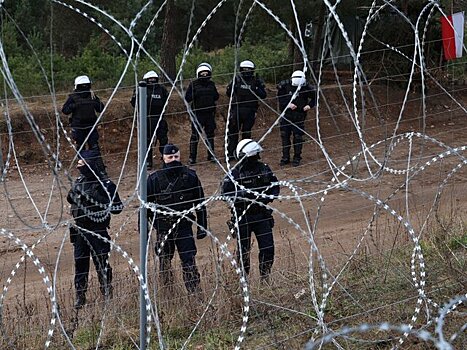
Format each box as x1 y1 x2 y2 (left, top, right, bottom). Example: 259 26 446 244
448 233 467 250
3 0 464 96
6 55 44 93
446 56 467 81
68 36 128 87
177 40 289 84
2 33 139 95
1 21 20 53
163 326 235 349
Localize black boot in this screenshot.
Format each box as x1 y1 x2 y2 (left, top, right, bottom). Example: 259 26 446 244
160 258 174 287
259 262 272 283
97 261 113 301
292 136 303 167
182 264 201 295
189 135 198 164
280 130 291 165
206 137 215 162
74 292 86 310
101 285 113 302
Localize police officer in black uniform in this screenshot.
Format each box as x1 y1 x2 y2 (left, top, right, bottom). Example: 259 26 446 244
277 70 316 167
185 62 219 164
222 139 280 281
67 149 123 309
62 75 107 177
147 144 208 293
131 70 169 169
226 60 267 160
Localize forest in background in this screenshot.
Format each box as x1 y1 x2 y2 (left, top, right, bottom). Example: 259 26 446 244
0 0 465 95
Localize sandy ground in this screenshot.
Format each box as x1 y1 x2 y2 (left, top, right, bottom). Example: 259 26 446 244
0 83 466 346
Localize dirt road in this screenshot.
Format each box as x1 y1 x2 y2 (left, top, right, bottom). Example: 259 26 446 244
0 84 465 348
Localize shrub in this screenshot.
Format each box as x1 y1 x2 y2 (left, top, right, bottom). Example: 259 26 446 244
176 40 290 84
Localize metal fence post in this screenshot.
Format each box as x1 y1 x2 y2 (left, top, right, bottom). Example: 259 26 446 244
138 80 148 349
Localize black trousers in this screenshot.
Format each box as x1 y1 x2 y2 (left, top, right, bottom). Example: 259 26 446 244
147 117 168 166
72 127 99 150
279 116 305 161
236 214 274 278
73 228 112 296
189 112 216 161
227 107 257 157
156 225 200 293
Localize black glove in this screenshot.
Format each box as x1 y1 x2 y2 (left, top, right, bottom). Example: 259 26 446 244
197 228 207 240
154 240 161 255
227 219 237 239
69 226 78 244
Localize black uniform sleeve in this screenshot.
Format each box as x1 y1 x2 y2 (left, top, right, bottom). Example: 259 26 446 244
94 95 105 113
103 180 124 214
146 173 159 221
62 95 75 115
306 84 317 108
255 77 267 99
130 89 136 107
67 188 75 204
221 170 246 200
265 165 280 199
193 175 208 230
161 85 169 105
221 173 235 197
185 82 194 103
226 80 234 96
277 81 290 112
212 82 220 101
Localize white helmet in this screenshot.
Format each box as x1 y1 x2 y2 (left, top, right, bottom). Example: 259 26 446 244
196 62 212 78
236 139 263 159
74 75 91 89
239 60 255 70
143 70 159 80
291 70 306 86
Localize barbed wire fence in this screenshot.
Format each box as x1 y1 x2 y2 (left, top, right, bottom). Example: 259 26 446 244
0 0 466 349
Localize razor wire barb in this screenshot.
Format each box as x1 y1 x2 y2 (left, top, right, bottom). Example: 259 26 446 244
0 1 466 349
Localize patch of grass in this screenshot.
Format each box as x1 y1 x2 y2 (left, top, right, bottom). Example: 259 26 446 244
2 209 465 349
447 233 467 250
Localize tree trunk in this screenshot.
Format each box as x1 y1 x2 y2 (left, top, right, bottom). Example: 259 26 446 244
294 33 302 70
401 0 409 15
311 2 326 65
288 19 297 70
160 0 177 81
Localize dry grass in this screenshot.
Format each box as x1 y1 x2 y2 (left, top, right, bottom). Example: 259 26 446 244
0 212 465 349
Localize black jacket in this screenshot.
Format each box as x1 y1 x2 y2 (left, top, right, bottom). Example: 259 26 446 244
277 80 316 121
185 78 219 114
222 159 279 216
147 164 207 230
226 74 267 111
62 90 104 128
130 83 169 118
67 177 123 230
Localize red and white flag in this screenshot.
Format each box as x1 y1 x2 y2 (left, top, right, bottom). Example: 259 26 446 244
441 11 465 60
